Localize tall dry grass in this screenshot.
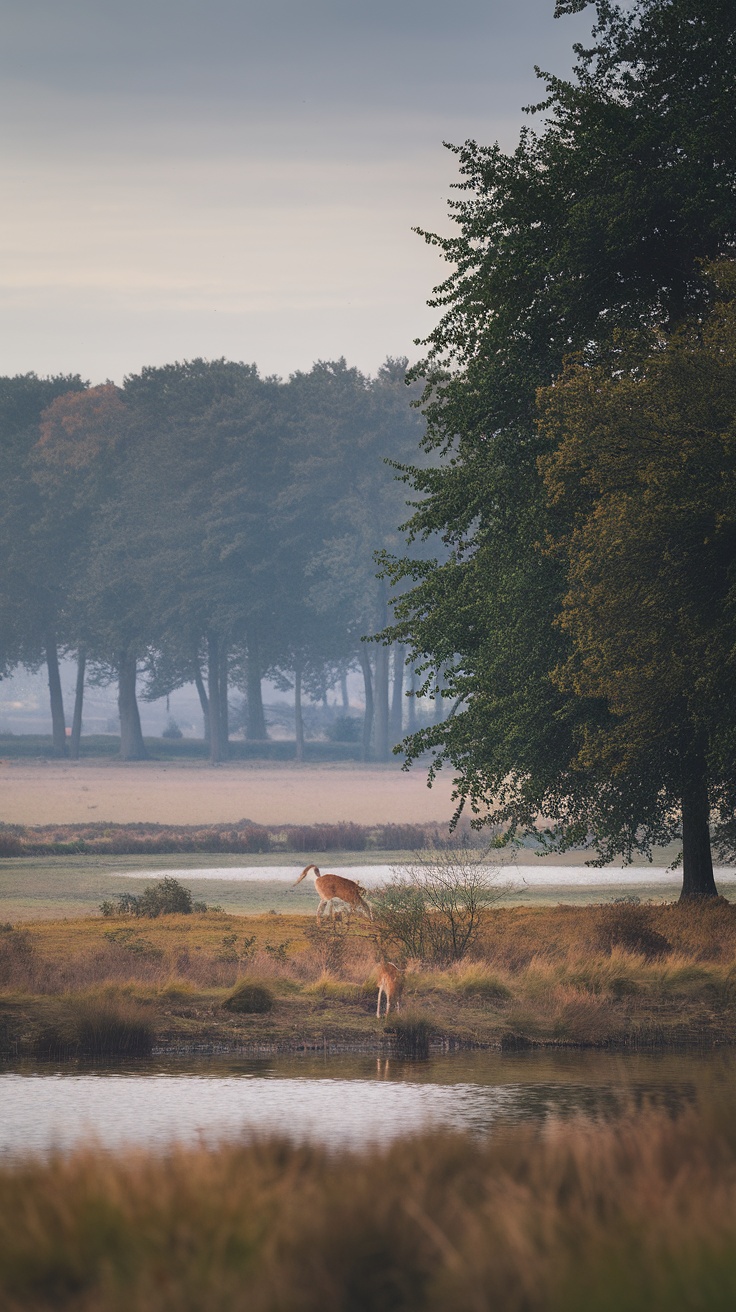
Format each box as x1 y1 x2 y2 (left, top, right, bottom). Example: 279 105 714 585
31 989 154 1059
0 818 466 857
2 1096 736 1309
5 900 736 1053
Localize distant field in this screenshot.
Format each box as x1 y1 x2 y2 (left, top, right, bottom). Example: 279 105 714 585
0 734 362 762
0 759 458 827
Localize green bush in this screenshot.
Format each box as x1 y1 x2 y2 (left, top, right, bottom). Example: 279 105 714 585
222 981 274 1014
100 877 195 919
325 715 362 742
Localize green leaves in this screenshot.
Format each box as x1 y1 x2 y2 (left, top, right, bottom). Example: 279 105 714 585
387 2 736 889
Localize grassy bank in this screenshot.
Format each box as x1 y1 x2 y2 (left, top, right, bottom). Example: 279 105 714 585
4 900 736 1055
2 1092 736 1310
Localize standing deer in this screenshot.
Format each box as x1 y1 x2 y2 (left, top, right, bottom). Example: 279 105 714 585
292 864 373 921
376 962 404 1018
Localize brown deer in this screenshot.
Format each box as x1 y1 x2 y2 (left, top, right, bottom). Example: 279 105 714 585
292 864 373 921
376 962 404 1018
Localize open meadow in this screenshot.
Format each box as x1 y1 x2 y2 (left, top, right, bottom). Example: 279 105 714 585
0 759 458 827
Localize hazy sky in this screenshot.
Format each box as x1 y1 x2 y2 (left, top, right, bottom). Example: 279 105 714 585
1 0 593 383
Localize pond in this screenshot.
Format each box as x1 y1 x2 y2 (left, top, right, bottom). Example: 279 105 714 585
2 1048 732 1160
113 863 736 890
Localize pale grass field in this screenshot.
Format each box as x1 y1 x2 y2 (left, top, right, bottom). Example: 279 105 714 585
0 759 458 827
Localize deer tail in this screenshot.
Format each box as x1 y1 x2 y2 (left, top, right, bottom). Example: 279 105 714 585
293 864 316 887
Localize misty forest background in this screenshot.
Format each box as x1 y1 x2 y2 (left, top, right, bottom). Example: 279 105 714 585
0 358 439 764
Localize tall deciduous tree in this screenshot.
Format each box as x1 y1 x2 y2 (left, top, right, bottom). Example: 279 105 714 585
121 359 286 762
387 0 736 896
0 373 86 754
286 358 426 759
537 265 736 897
36 385 148 759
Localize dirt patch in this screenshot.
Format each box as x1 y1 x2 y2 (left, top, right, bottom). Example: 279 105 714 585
0 760 457 827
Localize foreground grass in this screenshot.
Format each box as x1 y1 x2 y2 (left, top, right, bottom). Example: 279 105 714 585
3 1094 736 1310
5 900 736 1054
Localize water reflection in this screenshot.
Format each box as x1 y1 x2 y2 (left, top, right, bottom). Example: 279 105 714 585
0 1048 729 1161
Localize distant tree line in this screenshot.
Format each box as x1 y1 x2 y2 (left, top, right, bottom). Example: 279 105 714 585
0 356 436 762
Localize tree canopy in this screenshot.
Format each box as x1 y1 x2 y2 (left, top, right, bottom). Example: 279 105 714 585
386 0 736 896
0 358 427 762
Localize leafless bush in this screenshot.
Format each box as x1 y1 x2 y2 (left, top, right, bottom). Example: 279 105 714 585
372 844 514 965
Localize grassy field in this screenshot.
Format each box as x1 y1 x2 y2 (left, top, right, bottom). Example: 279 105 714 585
2 1089 736 1310
0 758 458 826
4 898 736 1057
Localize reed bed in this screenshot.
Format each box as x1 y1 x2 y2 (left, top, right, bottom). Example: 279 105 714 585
0 819 464 858
2 1095 736 1310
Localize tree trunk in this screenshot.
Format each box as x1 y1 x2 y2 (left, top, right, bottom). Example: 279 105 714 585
373 580 390 761
294 660 304 762
219 645 229 760
340 671 350 712
680 754 718 900
44 631 67 756
207 632 222 765
118 650 147 760
70 647 86 760
245 627 268 739
390 643 404 743
407 665 417 734
433 662 445 725
359 645 374 762
374 644 390 761
192 657 210 744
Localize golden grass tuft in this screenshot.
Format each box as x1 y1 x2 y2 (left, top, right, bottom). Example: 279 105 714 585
31 988 154 1059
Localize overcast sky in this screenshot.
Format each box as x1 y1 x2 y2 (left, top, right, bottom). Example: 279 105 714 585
1 0 594 383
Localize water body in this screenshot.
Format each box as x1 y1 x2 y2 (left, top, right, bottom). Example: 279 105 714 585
2 1049 731 1161
112 864 736 889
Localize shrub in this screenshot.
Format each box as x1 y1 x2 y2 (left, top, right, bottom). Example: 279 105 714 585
222 980 274 1014
0 924 35 986
100 877 195 919
138 877 193 917
372 845 512 965
0 830 23 857
325 715 362 743
102 928 163 960
388 1013 433 1057
595 902 671 961
161 719 183 739
32 994 153 1059
303 920 350 975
